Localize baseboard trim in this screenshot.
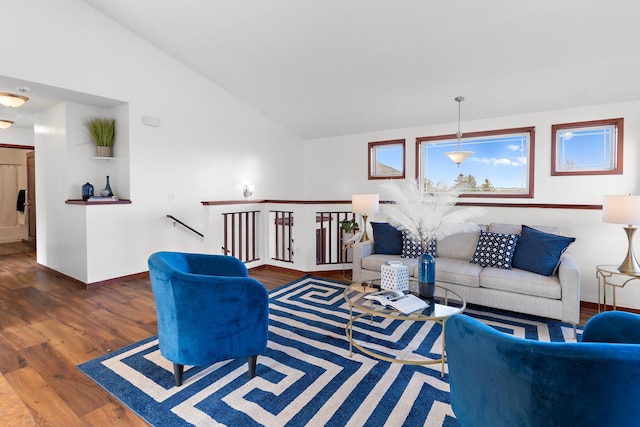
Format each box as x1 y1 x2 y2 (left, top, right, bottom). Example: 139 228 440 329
34 262 150 290
580 300 640 315
87 271 150 289
248 264 345 276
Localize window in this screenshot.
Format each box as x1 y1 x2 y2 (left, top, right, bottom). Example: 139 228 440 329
551 118 623 176
368 139 405 179
417 127 535 198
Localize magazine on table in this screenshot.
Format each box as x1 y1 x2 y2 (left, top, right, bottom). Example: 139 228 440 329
363 290 428 314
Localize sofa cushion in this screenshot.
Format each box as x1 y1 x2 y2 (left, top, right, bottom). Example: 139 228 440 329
512 225 575 276
470 230 519 269
488 223 560 235
371 222 403 255
479 267 562 299
437 226 485 260
400 231 436 259
435 257 482 288
361 255 419 276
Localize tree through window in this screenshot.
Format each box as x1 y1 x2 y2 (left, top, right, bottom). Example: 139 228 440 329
417 127 534 198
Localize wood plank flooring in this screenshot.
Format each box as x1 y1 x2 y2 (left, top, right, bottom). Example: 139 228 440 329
0 242 33 256
0 251 596 426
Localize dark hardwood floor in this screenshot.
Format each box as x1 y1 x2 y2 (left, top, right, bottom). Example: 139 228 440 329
0 250 597 425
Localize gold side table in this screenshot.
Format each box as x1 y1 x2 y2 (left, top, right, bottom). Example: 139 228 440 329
341 241 355 281
596 265 640 312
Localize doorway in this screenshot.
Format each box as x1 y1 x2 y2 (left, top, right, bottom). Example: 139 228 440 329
26 151 35 249
0 144 35 255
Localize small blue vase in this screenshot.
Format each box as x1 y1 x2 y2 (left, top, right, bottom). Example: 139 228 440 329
418 252 436 298
82 182 94 201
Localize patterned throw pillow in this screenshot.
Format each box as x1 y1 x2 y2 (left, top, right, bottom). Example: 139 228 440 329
401 231 437 259
470 230 519 269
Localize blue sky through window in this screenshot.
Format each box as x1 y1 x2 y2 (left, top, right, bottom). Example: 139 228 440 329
556 126 613 171
375 145 403 171
421 133 529 192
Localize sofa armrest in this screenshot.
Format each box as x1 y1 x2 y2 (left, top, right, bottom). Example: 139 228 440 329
558 252 581 324
352 240 375 283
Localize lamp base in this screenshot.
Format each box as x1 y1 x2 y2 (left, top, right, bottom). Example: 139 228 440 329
361 214 370 241
618 226 640 274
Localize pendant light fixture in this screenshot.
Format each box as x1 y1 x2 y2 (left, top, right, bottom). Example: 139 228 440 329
0 92 29 108
444 96 474 166
0 119 14 129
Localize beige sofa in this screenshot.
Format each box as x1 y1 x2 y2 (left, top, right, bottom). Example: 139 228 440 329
352 223 580 326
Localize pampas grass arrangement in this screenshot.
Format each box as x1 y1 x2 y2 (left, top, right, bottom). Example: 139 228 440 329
379 179 486 251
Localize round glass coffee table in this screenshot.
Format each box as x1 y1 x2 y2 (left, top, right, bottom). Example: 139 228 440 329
343 279 465 377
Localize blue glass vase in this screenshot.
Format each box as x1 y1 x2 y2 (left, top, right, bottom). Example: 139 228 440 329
418 252 435 298
82 182 94 201
104 175 113 196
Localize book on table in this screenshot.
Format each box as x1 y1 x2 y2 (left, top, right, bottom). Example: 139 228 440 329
363 290 428 314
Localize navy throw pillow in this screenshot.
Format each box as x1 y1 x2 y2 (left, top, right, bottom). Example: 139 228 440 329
371 222 403 255
470 230 519 269
512 225 575 276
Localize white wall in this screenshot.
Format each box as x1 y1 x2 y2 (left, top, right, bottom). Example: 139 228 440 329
304 101 640 309
2 0 305 283
0 127 34 147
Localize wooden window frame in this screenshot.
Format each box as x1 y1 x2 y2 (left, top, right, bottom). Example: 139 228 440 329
551 118 623 176
368 139 406 180
416 127 535 198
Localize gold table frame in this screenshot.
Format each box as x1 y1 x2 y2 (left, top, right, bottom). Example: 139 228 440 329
343 280 465 377
596 265 640 312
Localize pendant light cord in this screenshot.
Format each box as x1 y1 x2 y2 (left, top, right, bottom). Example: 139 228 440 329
455 96 465 149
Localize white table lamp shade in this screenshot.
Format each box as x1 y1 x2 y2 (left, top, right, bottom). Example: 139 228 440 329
352 194 379 214
603 195 640 225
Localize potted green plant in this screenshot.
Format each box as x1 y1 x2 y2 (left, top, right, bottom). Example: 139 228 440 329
339 218 360 241
85 117 116 157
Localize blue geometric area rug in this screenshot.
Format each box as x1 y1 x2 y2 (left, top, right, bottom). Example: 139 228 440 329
78 276 581 426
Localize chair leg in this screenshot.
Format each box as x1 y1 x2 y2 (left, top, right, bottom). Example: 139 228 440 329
173 363 184 387
248 355 258 379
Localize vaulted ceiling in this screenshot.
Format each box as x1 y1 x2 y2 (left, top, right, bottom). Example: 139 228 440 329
54 1 640 138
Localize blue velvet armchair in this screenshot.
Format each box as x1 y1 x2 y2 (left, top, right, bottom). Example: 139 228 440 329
148 251 269 386
445 311 640 427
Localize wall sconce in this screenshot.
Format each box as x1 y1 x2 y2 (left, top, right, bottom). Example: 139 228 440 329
243 185 255 197
0 119 14 129
603 195 640 273
0 92 29 108
352 193 380 241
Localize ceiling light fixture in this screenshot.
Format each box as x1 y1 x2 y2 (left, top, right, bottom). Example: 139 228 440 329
0 119 14 129
0 92 29 108
444 96 474 166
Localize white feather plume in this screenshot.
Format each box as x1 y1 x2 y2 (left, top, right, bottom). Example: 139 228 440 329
379 179 487 250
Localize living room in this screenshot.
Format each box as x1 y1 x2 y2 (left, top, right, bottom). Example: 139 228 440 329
1 1 640 425
2 1 639 311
